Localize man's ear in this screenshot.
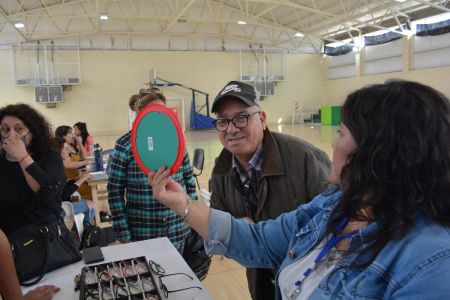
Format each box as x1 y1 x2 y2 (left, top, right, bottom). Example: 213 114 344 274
260 111 267 130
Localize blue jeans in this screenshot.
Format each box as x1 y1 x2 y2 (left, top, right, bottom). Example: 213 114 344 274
61 199 95 228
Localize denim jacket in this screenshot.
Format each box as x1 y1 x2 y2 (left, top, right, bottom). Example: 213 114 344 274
205 189 450 299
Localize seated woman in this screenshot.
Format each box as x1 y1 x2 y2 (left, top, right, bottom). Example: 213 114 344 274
0 229 60 300
0 103 66 235
148 80 450 299
55 125 91 200
56 137 96 228
73 122 94 156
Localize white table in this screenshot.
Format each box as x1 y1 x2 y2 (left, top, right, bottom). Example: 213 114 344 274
23 238 211 300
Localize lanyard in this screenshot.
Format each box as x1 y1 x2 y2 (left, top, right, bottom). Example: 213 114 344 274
292 218 357 296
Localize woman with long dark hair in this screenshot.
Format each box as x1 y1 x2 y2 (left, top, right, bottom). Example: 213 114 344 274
73 122 94 156
54 125 89 170
0 103 66 235
55 125 91 200
148 80 450 299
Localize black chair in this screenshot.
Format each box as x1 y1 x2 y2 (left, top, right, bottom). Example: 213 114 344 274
192 149 204 190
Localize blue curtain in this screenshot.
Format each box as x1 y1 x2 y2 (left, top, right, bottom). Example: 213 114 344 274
416 19 450 36
364 31 403 46
324 44 353 56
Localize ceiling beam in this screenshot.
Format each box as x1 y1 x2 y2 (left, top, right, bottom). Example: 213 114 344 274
0 6 28 42
415 0 450 12
163 0 196 33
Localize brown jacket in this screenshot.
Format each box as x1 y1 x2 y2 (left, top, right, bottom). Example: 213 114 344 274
210 128 331 222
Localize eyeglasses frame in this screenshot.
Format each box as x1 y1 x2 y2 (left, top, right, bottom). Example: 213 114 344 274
213 111 261 132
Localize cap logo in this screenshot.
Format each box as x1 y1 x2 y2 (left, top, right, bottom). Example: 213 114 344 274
221 84 241 95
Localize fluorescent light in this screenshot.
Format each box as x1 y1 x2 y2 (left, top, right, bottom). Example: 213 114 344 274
14 22 25 29
295 32 304 37
238 20 246 25
99 14 109 20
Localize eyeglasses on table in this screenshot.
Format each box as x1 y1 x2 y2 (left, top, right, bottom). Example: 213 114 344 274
149 260 202 298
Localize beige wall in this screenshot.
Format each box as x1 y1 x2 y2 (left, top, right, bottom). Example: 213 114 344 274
324 37 450 105
0 50 238 136
261 54 326 124
2 47 449 135
0 50 324 135
324 66 450 106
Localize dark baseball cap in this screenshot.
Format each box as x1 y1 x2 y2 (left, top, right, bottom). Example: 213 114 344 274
211 81 259 113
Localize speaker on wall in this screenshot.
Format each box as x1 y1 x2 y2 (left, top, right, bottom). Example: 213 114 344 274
48 86 63 102
35 86 49 103
35 85 63 103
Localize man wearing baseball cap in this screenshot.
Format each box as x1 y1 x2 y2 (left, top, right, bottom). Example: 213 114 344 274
209 81 331 300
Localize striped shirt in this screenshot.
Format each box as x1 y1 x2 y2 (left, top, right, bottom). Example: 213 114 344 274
107 131 197 247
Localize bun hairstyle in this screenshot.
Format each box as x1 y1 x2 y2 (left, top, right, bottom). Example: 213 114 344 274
135 91 167 112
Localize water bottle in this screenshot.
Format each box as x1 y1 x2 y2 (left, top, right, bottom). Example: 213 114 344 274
93 143 104 172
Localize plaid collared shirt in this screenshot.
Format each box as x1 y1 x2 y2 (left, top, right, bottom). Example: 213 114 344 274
232 144 264 183
232 144 263 220
107 132 197 247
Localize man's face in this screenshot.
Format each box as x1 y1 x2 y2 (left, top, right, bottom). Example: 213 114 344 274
215 99 266 162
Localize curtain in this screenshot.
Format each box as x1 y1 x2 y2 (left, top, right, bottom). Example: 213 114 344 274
416 19 450 36
324 44 353 56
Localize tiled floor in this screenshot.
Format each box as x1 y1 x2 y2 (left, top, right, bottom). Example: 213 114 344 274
95 123 337 300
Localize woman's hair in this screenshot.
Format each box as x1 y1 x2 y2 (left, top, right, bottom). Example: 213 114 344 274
0 103 56 160
129 94 139 111
135 92 167 111
55 125 79 152
328 79 450 266
55 137 66 152
55 125 72 139
73 122 90 146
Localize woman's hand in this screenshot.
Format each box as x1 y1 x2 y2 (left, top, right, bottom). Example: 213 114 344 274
148 167 187 212
75 171 91 186
1 131 28 160
75 135 83 147
23 285 60 300
149 166 211 240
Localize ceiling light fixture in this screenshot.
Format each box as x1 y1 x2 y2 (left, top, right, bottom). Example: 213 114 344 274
295 32 304 37
99 14 109 20
14 21 25 29
238 20 247 25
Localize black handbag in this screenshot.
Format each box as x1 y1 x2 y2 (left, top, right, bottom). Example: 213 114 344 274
182 229 211 281
8 219 82 286
79 224 107 250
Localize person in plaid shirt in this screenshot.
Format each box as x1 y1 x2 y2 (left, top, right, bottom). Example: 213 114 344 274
107 90 197 252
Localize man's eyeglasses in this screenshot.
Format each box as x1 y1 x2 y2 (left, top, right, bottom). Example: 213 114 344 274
213 111 261 132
